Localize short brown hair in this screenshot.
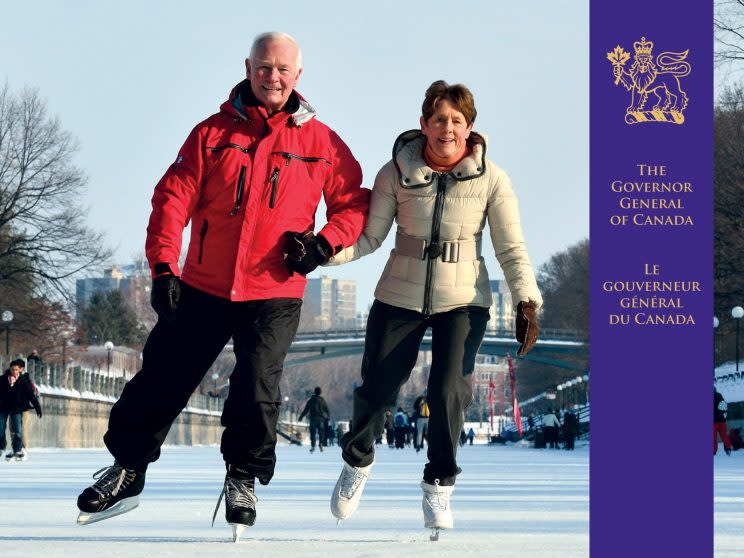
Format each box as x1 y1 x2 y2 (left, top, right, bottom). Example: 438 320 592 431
421 80 477 125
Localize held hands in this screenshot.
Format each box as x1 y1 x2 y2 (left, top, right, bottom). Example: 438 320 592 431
281 231 333 276
150 271 181 325
515 301 539 356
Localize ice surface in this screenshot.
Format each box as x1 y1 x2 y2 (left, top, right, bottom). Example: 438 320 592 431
716 449 744 557
0 442 588 557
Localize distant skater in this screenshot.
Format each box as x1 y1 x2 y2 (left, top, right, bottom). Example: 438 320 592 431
299 387 330 453
0 359 42 461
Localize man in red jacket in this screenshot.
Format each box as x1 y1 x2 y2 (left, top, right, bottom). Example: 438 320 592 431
76 32 369 536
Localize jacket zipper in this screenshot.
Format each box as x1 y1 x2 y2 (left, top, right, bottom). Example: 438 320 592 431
230 166 246 215
422 174 448 315
198 219 209 264
274 151 332 166
269 167 280 208
209 143 252 154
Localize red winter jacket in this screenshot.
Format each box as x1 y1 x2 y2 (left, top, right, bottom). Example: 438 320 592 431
145 81 369 301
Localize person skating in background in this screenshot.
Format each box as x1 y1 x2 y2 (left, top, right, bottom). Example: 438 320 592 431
542 409 561 449
414 391 430 453
562 408 578 450
0 359 42 461
467 428 475 446
74 31 369 538
715 387 732 456
299 387 331 453
328 80 542 538
393 407 409 449
384 410 395 448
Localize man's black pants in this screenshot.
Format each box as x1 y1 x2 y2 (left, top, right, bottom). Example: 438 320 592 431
341 300 488 486
104 283 301 485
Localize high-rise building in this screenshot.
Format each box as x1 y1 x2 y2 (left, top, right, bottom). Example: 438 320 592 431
488 279 514 332
76 265 126 319
75 260 156 329
303 276 357 331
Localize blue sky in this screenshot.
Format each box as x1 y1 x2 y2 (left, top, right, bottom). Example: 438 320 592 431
1 1 589 311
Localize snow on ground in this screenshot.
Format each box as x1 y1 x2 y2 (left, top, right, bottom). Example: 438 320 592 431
0 442 588 558
716 448 744 558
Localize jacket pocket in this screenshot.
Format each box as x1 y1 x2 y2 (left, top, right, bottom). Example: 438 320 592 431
273 151 331 167
269 166 280 208
198 219 209 264
230 166 246 215
208 143 252 154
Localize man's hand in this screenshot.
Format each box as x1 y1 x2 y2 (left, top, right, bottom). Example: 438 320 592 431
151 272 181 324
516 301 539 356
281 231 333 276
36 410 42 418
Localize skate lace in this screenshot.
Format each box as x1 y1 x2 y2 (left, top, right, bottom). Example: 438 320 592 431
211 476 258 526
90 464 137 499
339 467 368 499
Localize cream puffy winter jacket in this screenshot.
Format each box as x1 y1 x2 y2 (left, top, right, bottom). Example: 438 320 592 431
328 130 542 315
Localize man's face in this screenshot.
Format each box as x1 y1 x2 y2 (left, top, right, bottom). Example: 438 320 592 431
9 365 22 376
246 38 302 115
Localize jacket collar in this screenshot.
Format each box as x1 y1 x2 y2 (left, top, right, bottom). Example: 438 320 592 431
392 130 487 189
222 80 317 127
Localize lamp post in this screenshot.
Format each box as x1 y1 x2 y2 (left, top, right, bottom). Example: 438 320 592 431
104 341 114 375
575 376 583 409
582 374 589 405
557 384 563 410
2 310 13 357
212 372 219 394
714 316 720 369
732 307 744 372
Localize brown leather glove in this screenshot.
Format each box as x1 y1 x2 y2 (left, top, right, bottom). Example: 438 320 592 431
516 301 539 356
281 231 333 276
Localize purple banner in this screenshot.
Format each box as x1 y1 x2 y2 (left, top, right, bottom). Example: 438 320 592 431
591 3 713 557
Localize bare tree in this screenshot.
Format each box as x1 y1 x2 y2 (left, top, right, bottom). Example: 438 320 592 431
714 85 744 363
716 0 744 68
0 84 110 301
537 239 589 334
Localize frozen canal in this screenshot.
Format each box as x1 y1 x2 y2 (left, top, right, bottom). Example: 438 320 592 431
0 441 588 557
716 449 744 558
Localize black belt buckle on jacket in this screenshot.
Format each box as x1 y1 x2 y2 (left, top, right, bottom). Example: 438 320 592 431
427 242 442 259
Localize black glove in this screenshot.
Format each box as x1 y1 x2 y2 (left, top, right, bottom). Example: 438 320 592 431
151 269 181 324
36 410 42 418
281 231 333 276
516 301 539 356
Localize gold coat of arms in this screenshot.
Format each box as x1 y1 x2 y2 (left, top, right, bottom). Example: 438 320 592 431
607 37 691 124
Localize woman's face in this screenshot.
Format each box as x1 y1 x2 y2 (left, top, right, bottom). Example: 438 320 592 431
420 99 473 163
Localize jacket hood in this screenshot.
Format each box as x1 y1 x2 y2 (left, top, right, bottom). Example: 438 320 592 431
220 80 317 126
392 129 487 188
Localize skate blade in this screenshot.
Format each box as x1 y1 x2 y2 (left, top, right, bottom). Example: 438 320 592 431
77 496 139 525
231 523 246 542
430 528 441 541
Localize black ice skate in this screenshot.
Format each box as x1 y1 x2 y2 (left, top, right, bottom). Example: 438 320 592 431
212 465 258 542
76 462 146 525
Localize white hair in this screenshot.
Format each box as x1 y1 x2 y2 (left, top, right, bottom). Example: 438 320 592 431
249 31 302 68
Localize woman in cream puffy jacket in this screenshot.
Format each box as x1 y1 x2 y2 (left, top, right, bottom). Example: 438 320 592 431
329 81 542 532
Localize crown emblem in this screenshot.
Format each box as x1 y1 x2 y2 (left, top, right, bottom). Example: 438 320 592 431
633 37 654 56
